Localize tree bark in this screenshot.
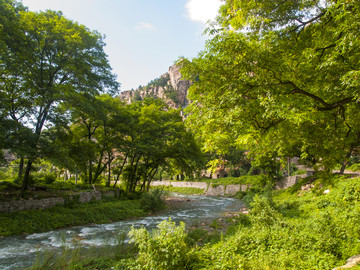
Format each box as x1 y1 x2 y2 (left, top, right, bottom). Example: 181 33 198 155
107 154 111 187
18 156 24 180
88 161 92 185
129 154 141 193
20 160 32 197
146 167 158 191
339 161 348 175
113 152 128 188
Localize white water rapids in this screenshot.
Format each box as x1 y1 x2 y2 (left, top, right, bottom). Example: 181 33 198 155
0 194 243 269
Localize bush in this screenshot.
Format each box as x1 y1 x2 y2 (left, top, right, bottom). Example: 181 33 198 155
44 174 57 184
249 195 282 228
347 163 360 172
128 218 191 270
139 189 166 212
0 200 145 236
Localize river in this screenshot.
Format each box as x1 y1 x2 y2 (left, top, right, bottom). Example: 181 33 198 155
0 194 243 269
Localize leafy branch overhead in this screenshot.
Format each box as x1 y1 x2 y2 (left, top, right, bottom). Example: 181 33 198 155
181 0 360 173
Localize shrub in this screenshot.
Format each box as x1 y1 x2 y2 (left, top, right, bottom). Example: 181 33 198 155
249 195 282 228
139 189 165 212
347 163 360 172
128 218 191 270
44 174 57 184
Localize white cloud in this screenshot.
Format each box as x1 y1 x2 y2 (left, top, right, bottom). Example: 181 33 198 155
135 22 156 31
185 0 222 24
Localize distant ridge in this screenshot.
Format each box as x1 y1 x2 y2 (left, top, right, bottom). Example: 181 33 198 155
119 64 190 108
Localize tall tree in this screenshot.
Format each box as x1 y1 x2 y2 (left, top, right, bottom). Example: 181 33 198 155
181 0 360 175
121 98 203 193
0 5 119 194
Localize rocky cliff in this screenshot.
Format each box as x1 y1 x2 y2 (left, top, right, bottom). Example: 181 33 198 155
119 64 190 108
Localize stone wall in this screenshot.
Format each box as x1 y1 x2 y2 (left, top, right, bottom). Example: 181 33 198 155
151 181 208 189
0 190 117 214
275 175 307 189
151 181 251 196
152 176 306 195
0 197 65 213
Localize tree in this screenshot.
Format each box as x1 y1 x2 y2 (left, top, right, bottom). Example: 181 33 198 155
120 98 203 193
181 0 360 175
0 5 119 194
0 0 29 172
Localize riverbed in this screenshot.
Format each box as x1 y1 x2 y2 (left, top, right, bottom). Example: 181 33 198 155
0 194 243 269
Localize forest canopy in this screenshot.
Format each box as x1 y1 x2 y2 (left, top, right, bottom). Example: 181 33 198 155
181 0 360 174
0 0 203 195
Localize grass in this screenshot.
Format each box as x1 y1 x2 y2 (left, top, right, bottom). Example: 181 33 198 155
113 175 360 269
192 176 360 269
153 185 204 195
28 233 136 270
23 174 360 269
0 199 145 236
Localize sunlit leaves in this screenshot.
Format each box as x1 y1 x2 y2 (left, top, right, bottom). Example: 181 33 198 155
181 0 360 173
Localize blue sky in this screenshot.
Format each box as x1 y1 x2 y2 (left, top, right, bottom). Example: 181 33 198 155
21 0 222 91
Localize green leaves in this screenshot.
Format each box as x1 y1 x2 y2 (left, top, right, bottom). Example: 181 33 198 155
129 218 190 270
182 0 360 174
0 3 119 191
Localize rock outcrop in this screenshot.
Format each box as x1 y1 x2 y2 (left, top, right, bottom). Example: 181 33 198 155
168 64 190 107
118 64 190 108
333 254 360 269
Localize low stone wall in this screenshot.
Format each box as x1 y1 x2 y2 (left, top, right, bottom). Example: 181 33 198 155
0 190 117 214
151 181 208 189
0 197 65 213
275 175 307 189
151 181 251 196
206 184 250 196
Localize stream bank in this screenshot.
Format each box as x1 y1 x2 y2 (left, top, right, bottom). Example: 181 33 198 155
0 194 243 270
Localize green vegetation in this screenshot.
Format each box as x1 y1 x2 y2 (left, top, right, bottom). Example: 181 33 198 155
116 175 360 269
198 175 267 186
2 0 360 268
146 73 170 88
181 0 360 176
0 177 119 202
163 85 179 105
29 234 134 270
21 174 360 269
139 188 166 212
126 218 191 270
0 199 145 236
154 185 204 195
0 1 204 198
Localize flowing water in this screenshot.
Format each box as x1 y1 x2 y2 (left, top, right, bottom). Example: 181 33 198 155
0 194 243 269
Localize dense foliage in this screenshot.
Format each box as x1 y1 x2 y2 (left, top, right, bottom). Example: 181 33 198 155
0 199 145 236
110 176 360 270
0 1 203 195
127 218 191 270
181 0 360 175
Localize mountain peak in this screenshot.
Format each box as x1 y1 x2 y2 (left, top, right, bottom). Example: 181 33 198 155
119 64 190 108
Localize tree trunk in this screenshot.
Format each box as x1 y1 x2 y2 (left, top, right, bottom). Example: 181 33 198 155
88 161 92 185
20 160 33 197
129 155 141 193
340 147 354 175
107 156 111 187
18 156 24 180
339 161 348 175
113 153 128 188
146 167 158 191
